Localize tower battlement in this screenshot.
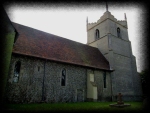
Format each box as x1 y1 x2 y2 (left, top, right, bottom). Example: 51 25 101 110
117 20 128 28
87 11 128 30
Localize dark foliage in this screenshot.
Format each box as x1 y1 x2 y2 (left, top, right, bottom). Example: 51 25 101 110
139 69 149 96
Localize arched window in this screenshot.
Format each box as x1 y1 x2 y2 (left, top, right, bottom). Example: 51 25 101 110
13 61 21 83
103 72 106 88
117 27 121 38
61 68 66 86
95 29 100 39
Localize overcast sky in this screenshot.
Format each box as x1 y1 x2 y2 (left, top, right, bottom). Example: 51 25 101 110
4 3 145 72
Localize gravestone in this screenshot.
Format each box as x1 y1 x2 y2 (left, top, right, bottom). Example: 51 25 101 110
109 93 130 107
117 93 124 104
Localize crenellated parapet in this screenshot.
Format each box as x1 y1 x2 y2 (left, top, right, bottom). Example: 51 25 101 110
87 22 97 30
87 11 128 30
117 20 128 28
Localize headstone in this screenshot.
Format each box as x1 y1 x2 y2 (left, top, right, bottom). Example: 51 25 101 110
117 93 124 104
109 93 130 107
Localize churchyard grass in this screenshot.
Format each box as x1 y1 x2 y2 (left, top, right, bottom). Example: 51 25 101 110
5 102 143 112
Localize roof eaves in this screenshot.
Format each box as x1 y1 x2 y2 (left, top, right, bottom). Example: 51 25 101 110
12 52 112 71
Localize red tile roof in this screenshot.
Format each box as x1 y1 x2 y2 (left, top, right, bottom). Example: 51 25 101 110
12 22 111 71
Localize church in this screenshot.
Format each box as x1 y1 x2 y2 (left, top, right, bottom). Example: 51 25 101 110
4 7 142 103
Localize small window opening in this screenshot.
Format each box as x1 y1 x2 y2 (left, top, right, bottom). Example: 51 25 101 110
13 61 21 83
103 72 106 88
38 66 40 71
61 68 66 86
95 29 100 39
117 27 121 38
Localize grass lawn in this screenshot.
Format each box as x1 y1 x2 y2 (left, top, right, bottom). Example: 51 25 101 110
5 101 143 112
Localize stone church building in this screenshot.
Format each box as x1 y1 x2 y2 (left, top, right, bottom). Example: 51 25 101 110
4 9 142 103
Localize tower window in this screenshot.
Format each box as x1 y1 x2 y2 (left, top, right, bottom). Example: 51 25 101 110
95 29 100 39
103 72 106 88
117 27 121 38
61 68 66 86
13 61 21 83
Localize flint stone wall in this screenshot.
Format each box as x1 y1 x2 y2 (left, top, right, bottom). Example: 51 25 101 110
5 54 87 103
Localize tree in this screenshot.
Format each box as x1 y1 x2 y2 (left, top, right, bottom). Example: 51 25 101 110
139 69 149 96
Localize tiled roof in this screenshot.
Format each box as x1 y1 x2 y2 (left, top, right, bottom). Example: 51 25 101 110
12 22 111 71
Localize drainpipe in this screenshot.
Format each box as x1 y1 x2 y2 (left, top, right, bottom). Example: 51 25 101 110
42 60 46 102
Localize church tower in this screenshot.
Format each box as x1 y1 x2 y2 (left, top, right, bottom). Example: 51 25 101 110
87 9 142 101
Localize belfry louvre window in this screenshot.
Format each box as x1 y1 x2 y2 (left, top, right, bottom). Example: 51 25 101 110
103 72 106 88
95 29 100 39
117 27 121 38
61 68 66 86
13 61 21 83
